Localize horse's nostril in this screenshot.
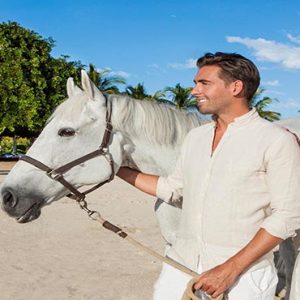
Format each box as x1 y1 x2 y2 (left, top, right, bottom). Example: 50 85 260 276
2 191 18 209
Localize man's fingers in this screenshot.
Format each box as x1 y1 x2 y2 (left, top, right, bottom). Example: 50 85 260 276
205 286 216 295
193 278 203 290
194 271 207 289
200 283 210 292
211 288 223 298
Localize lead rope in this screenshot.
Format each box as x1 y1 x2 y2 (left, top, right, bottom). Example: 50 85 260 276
19 92 227 299
77 198 227 300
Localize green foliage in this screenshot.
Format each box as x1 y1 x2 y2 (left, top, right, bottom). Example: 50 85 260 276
0 21 83 135
163 83 198 110
1 21 282 141
250 88 281 122
87 64 126 94
0 137 13 153
151 90 167 102
125 83 152 100
0 136 31 154
125 83 168 102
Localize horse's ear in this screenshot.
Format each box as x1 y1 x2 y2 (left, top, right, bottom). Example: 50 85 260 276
66 77 82 98
81 70 106 104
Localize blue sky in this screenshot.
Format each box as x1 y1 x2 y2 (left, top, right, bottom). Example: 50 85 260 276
1 0 300 118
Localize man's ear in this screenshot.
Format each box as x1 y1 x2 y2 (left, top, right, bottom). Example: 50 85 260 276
232 80 244 97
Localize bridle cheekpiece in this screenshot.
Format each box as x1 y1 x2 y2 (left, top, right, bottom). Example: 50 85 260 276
19 95 115 216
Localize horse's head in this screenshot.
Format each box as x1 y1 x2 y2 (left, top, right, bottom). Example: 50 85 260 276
1 71 124 223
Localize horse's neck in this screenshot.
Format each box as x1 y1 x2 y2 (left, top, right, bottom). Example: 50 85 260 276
110 95 189 176
123 137 180 176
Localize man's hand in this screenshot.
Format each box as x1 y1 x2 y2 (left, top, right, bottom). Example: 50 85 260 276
194 260 240 298
194 228 282 298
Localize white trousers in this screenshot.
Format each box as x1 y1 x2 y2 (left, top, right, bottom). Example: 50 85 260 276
153 262 278 300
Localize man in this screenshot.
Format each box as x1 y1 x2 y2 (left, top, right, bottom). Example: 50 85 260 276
117 52 300 299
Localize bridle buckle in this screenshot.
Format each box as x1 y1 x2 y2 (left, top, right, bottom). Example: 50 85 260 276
47 170 62 180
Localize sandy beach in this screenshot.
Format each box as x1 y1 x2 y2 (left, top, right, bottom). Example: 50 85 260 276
0 161 164 300
0 162 288 300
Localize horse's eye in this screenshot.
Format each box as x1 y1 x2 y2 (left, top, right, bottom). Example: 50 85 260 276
58 128 76 137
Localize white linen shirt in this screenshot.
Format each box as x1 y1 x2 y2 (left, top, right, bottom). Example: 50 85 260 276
157 109 300 272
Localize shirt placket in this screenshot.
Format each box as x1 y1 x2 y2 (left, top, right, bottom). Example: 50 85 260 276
197 124 234 271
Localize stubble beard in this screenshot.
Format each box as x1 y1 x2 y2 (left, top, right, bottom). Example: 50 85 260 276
197 99 214 115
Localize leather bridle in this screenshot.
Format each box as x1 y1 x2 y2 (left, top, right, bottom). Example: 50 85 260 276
16 96 232 296
19 95 115 215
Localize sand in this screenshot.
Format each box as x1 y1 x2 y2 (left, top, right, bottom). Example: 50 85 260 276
0 161 164 300
0 162 286 300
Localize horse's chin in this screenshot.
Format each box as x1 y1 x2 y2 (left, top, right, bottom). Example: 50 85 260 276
16 203 41 223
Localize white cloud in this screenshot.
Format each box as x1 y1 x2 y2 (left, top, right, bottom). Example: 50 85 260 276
97 67 111 72
148 63 160 69
270 99 300 110
264 80 279 86
226 36 300 69
168 58 197 70
110 70 130 78
170 14 177 18
147 63 166 73
266 90 285 96
97 67 130 78
287 33 300 45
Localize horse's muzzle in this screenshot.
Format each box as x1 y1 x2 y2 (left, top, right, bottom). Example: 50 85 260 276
1 187 42 223
2 189 18 210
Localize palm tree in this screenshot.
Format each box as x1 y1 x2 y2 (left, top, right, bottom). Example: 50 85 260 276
151 90 167 102
125 84 171 105
87 64 126 94
163 83 198 110
125 83 149 99
250 88 281 122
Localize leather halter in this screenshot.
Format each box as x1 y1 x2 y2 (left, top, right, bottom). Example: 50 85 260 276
19 95 115 209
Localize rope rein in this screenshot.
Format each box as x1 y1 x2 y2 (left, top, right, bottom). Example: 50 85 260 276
77 198 226 300
19 95 227 300
78 199 199 277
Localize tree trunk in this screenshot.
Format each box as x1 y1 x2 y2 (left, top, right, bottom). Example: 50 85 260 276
12 134 17 154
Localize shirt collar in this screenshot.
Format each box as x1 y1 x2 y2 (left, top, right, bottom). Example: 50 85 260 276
232 108 259 125
211 108 259 127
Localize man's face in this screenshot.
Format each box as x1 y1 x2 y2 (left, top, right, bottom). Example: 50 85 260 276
191 65 235 115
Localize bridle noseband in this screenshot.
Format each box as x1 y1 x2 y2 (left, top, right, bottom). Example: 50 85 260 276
17 95 233 296
19 95 115 215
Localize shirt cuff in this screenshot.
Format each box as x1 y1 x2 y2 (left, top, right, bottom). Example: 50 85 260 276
260 217 297 240
156 176 173 202
156 177 183 208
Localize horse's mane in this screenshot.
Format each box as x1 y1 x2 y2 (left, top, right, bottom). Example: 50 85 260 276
110 94 206 146
49 92 206 146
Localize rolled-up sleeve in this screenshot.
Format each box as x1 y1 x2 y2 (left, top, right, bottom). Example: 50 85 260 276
261 132 300 239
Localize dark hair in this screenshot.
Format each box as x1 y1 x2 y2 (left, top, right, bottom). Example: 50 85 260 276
196 52 260 101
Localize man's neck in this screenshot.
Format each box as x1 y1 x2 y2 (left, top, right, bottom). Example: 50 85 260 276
214 105 251 131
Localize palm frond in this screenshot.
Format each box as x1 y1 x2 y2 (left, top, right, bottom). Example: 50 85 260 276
250 88 281 122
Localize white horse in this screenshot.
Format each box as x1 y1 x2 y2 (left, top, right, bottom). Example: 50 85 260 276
1 71 299 298
0 70 203 240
